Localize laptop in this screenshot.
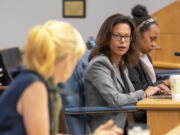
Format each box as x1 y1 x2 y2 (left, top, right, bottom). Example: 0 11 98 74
150 94 172 99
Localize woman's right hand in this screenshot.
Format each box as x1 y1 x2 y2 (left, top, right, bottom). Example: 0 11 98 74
144 86 160 97
93 120 123 135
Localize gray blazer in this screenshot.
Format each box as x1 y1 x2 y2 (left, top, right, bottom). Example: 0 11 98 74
84 55 144 131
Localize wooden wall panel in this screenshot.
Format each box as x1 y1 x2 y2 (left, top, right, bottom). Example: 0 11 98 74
153 1 180 34
151 1 180 69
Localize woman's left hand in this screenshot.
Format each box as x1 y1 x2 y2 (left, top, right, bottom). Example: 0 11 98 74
157 84 171 94
93 120 123 135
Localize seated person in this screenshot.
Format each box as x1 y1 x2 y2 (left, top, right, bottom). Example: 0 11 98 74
0 20 86 135
128 5 170 93
0 20 122 135
84 13 161 133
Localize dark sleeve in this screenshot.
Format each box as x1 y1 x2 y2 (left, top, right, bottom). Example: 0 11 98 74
153 79 162 86
156 73 169 81
128 64 149 91
153 74 169 86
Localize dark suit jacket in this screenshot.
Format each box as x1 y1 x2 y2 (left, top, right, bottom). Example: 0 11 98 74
128 54 168 90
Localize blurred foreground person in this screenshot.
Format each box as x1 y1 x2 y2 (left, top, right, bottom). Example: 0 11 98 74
0 20 121 135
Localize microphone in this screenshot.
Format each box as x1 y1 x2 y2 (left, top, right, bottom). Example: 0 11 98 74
174 52 180 56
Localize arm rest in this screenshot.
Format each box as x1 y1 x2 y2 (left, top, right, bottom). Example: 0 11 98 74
63 105 137 115
156 69 180 78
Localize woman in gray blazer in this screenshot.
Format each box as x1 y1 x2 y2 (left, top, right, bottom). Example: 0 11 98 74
84 13 161 133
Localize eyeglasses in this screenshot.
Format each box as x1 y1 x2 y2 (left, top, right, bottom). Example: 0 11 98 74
112 33 131 42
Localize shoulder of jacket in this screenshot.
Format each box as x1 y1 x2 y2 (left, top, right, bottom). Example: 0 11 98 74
89 55 112 66
86 55 114 72
91 55 110 63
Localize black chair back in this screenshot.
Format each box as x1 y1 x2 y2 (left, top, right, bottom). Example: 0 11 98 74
0 47 22 75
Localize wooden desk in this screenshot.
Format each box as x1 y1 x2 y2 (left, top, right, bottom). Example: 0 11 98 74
137 98 180 135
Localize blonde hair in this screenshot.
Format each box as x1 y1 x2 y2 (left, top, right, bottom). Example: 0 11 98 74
24 20 86 79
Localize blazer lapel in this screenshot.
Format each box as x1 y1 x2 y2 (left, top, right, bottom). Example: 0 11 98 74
123 68 136 92
112 63 126 89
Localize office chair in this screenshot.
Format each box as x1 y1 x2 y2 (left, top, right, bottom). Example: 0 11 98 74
0 53 12 94
0 47 22 94
86 36 96 49
0 47 22 75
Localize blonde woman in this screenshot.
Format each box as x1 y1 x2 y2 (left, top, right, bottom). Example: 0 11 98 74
0 20 85 135
0 20 122 135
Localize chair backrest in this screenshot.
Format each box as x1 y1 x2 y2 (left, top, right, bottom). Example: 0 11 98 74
0 53 11 86
58 50 90 135
59 36 95 108
86 36 96 49
0 47 22 75
59 49 90 107
0 53 11 95
59 36 95 135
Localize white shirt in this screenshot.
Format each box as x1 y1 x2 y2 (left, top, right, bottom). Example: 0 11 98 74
139 53 156 83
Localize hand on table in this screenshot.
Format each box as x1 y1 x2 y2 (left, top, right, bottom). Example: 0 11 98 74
157 84 171 95
145 86 160 97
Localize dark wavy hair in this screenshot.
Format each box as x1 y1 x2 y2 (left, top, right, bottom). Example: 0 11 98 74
131 4 158 36
89 13 139 67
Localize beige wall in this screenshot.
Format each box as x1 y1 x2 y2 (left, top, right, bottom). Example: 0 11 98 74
0 0 175 48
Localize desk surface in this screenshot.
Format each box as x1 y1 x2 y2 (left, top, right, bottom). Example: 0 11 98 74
137 98 180 110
